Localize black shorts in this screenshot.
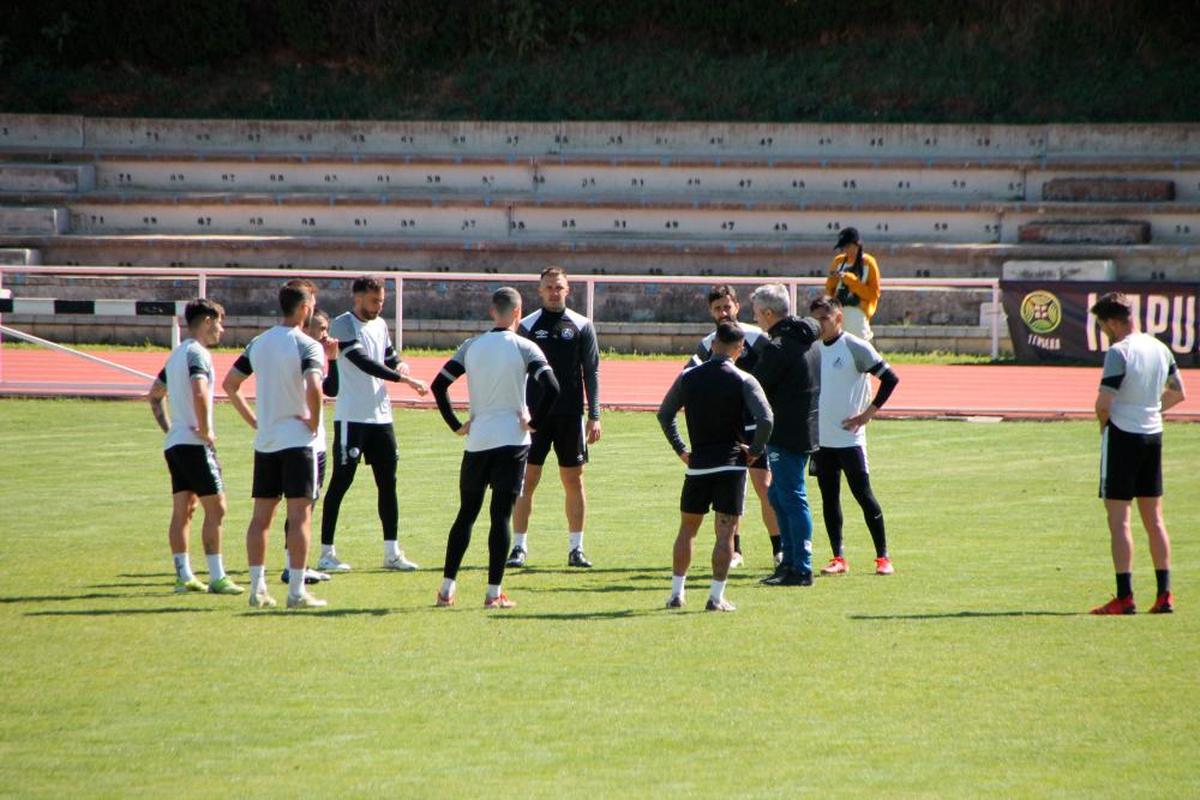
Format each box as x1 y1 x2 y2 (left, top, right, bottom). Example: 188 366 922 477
528 415 588 468
253 447 320 501
164 444 224 497
461 445 531 498
681 470 747 516
813 445 870 478
1100 424 1163 501
332 421 397 468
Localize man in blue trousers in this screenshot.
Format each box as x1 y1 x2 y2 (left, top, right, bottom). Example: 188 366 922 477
750 284 822 586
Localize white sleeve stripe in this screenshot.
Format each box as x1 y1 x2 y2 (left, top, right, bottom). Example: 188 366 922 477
341 342 363 353
533 364 552 379
439 368 457 381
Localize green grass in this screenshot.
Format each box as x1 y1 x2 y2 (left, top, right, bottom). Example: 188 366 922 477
0 400 1197 797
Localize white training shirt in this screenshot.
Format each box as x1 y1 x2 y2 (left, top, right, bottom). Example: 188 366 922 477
818 332 885 449
446 329 550 452
331 312 393 424
240 325 325 453
160 338 215 450
1101 332 1179 435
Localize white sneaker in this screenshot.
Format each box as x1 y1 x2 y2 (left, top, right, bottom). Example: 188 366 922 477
306 567 332 582
730 552 745 568
774 551 784 567
287 590 328 609
383 551 419 571
316 554 351 573
249 590 277 609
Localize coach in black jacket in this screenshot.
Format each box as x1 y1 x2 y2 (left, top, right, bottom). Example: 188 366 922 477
750 283 822 586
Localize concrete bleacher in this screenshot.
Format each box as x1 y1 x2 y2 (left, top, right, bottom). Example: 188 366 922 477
0 114 1197 347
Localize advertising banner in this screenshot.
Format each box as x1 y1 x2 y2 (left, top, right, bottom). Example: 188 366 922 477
1000 281 1200 366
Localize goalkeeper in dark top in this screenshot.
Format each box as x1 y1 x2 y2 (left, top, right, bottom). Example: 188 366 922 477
507 266 602 570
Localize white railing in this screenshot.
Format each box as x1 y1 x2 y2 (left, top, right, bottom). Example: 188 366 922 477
0 265 1003 368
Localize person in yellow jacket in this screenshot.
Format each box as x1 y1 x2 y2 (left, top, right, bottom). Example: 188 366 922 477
826 227 881 341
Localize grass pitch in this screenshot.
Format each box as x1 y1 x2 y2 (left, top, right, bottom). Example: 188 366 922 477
0 400 1197 798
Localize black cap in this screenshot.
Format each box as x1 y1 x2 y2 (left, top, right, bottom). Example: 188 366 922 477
834 227 860 249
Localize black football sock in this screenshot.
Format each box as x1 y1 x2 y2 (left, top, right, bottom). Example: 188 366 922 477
770 535 782 556
1155 569 1171 595
1116 572 1133 599
733 534 742 555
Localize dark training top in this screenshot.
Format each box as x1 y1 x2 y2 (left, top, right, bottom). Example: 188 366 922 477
752 315 822 453
656 354 774 473
519 307 600 420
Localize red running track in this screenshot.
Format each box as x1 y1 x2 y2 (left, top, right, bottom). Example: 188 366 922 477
0 347 1197 420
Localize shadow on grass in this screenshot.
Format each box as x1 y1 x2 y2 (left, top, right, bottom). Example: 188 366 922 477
849 610 1084 621
118 573 176 579
520 583 663 594
25 607 218 617
513 567 665 576
234 607 421 618
89 582 171 589
489 609 657 621
1 592 132 604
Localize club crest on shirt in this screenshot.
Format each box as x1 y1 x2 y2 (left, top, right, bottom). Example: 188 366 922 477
561 327 575 341
833 356 845 368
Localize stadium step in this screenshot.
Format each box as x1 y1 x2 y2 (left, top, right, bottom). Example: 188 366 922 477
0 163 94 193
1042 177 1175 202
2 151 1198 203
0 206 68 235
0 247 40 265
10 233 1198 280
1018 220 1152 245
6 194 1190 246
2 113 1198 160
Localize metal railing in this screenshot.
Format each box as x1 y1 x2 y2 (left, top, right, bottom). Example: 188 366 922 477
0 266 1003 385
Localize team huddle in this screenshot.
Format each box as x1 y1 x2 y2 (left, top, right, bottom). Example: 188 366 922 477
148 264 1184 614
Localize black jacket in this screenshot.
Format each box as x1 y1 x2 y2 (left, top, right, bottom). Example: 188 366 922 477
752 315 821 453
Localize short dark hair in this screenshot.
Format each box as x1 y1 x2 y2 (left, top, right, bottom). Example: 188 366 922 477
352 276 385 294
279 283 312 316
184 298 224 327
708 285 738 305
714 321 745 345
810 296 842 315
310 309 331 326
286 278 317 297
1090 292 1132 322
492 287 522 314
540 266 567 281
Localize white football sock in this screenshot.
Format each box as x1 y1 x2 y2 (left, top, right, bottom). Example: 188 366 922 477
568 531 584 551
172 553 194 581
709 579 726 602
441 578 456 598
384 540 400 560
671 574 687 598
205 554 226 582
321 544 335 558
514 533 528 551
486 583 502 600
248 565 266 593
288 566 306 598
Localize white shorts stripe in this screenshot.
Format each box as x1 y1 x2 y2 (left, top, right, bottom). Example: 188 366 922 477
1099 426 1109 499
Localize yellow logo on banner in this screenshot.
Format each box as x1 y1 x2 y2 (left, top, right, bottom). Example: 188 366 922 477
1020 290 1062 334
